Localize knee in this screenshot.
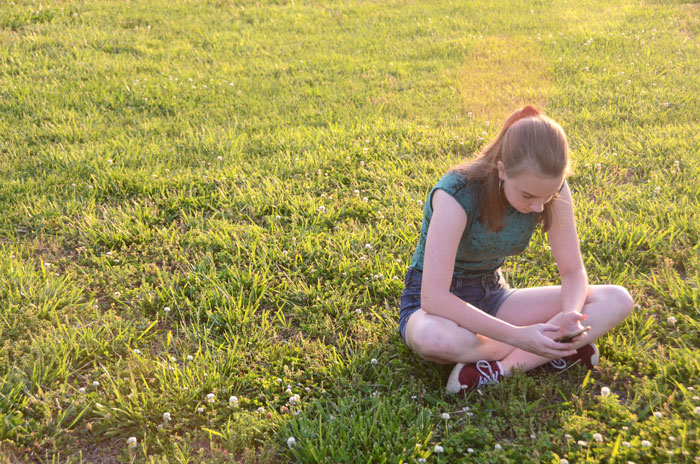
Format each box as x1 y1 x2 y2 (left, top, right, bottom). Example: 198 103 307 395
409 322 463 360
605 285 635 320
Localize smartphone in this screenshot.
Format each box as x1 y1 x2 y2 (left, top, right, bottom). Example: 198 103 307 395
554 326 591 343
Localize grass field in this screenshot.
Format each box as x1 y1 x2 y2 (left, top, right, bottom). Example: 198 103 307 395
0 0 699 462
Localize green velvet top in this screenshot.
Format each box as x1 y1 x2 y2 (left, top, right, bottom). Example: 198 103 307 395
410 170 538 278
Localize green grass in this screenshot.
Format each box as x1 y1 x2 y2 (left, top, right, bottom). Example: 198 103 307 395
0 0 698 462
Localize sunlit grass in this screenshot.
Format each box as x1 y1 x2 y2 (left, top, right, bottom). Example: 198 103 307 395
0 0 698 462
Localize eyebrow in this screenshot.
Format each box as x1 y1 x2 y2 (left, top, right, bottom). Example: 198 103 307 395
521 181 566 198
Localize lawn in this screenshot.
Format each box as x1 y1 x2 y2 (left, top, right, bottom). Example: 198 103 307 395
0 0 698 462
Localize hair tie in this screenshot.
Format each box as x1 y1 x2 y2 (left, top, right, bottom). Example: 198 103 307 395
520 105 540 118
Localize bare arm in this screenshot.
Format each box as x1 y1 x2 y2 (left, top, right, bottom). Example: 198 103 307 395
420 189 522 344
421 189 578 358
547 181 589 334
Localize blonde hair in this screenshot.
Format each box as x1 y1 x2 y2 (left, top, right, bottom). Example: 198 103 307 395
452 107 569 232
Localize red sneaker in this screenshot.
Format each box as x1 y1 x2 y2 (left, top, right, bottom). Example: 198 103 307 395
550 343 599 371
446 360 505 394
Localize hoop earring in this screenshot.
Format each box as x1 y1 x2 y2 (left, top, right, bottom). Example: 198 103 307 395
498 179 503 191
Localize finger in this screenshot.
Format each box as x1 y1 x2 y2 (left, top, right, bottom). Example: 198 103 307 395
548 339 577 352
541 324 561 333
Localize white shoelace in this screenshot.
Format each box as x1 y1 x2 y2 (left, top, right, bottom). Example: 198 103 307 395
475 360 503 386
550 358 567 370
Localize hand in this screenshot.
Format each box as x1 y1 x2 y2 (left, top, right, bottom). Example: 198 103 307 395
513 324 578 359
559 311 589 343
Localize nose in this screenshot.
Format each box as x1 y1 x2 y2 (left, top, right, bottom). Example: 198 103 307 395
530 201 544 213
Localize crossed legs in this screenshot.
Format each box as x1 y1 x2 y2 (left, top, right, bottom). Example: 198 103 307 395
404 284 634 374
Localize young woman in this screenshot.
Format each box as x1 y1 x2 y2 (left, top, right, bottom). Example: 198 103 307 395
399 106 634 393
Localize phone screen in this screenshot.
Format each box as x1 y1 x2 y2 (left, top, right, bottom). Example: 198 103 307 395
554 326 591 343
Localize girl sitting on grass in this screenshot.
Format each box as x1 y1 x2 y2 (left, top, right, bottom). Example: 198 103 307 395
399 106 634 393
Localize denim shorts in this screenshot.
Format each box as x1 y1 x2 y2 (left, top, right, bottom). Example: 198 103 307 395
398 267 516 342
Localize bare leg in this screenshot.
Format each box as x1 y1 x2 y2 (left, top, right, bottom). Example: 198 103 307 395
404 309 516 364
404 284 633 370
495 284 634 374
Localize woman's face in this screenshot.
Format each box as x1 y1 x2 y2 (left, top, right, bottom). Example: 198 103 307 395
497 161 565 214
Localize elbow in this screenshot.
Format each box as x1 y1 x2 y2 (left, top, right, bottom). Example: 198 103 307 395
561 266 587 282
420 290 443 315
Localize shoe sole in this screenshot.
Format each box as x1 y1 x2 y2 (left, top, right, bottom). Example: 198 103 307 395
446 363 466 394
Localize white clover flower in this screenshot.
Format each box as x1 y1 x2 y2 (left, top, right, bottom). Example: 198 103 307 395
653 411 663 418
186 355 193 361
229 396 239 405
164 306 171 313
217 156 223 160
162 412 171 421
289 394 300 404
355 309 362 314
694 406 700 415
285 387 293 394
467 448 474 453
107 159 114 165
257 406 265 413
593 433 603 443
433 445 444 453
78 387 86 394
561 460 569 464
133 349 142 355
206 393 215 403
353 189 360 195
622 441 631 447
92 381 100 388
441 413 450 420
418 459 426 463
669 436 676 442
601 386 611 396
197 407 204 413
170 356 176 362
127 436 137 448
577 440 587 446
364 243 372 250
371 358 378 365
114 292 121 298
641 440 651 447
667 316 677 325
689 386 696 391
287 436 296 448
318 206 326 213
494 444 502 450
